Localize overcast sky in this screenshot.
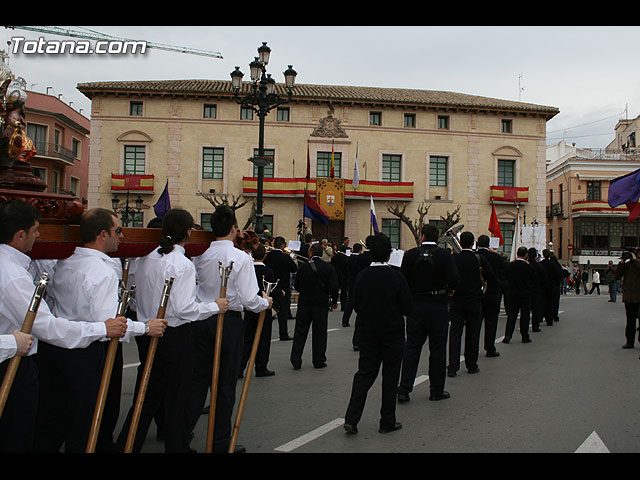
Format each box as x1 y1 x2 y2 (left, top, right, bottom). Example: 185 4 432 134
2 25 637 149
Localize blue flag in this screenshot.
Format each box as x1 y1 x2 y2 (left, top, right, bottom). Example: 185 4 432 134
304 193 329 225
153 180 171 218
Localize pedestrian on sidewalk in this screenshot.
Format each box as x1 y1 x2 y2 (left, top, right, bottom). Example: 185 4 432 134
589 270 601 295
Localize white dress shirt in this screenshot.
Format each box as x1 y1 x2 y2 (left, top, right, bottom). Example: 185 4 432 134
192 240 269 314
0 334 17 363
135 245 221 328
0 244 108 356
47 247 145 343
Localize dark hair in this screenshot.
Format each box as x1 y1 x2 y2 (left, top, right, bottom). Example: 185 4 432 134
146 217 163 228
273 236 286 249
310 243 324 257
527 247 537 261
304 233 313 243
517 246 528 258
460 231 475 249
338 244 347 253
542 248 551 259
80 208 118 244
252 243 266 260
352 243 362 254
158 208 194 255
210 204 236 238
421 224 440 242
0 200 41 244
365 235 375 248
477 234 490 248
369 233 392 262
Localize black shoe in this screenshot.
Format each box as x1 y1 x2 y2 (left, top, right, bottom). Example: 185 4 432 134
503 337 511 344
291 361 301 370
486 351 500 357
522 337 532 343
468 367 480 374
429 390 450 401
447 370 457 377
201 405 210 415
623 344 634 349
342 323 350 327
379 422 402 434
397 393 410 402
233 444 246 454
532 327 541 332
313 362 327 369
255 369 275 377
344 423 358 434
546 322 553 326
280 336 293 341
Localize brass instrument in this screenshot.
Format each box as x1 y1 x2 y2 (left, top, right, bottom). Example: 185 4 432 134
441 224 464 253
265 245 309 262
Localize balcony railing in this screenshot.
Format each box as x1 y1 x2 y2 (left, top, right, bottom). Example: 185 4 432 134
111 174 155 193
489 185 528 203
34 141 76 165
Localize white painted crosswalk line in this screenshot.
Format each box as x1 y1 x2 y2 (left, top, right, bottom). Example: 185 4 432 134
274 418 345 452
575 431 610 453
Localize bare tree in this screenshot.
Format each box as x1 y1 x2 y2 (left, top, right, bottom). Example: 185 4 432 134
386 201 461 247
197 190 256 229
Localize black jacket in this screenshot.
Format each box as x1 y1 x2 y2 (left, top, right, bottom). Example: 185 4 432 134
264 248 297 292
452 250 496 303
476 248 506 297
331 252 348 284
294 256 339 308
506 259 536 298
400 243 459 303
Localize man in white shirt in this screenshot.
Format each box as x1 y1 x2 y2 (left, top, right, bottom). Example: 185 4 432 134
188 204 272 453
0 330 34 363
33 208 167 453
0 200 128 453
116 208 227 453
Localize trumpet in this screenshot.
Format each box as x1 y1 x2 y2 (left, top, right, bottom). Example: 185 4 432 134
265 245 309 262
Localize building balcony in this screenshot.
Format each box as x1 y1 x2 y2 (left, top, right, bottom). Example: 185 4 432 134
111 174 155 194
489 185 528 204
571 200 627 216
241 177 414 200
33 141 76 166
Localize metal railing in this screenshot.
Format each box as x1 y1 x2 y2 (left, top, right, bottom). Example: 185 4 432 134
33 141 76 165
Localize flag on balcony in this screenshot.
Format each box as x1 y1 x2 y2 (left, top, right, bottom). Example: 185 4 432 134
352 142 361 189
370 195 379 234
488 203 504 245
153 180 171 219
304 192 329 225
329 140 335 179
608 168 640 222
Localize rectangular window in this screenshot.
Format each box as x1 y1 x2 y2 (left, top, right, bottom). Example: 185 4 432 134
369 111 381 126
72 138 80 158
382 218 400 249
203 104 217 119
316 151 342 178
70 177 79 196
253 148 275 178
123 145 146 175
202 147 224 179
130 211 144 228
587 181 601 201
499 221 515 255
437 115 449 130
497 159 515 187
404 113 416 128
276 107 290 121
54 129 61 151
263 214 274 234
240 106 253 120
501 119 513 133
200 213 212 231
51 171 59 194
429 156 448 186
382 154 401 182
32 167 46 183
27 124 47 151
130 101 143 116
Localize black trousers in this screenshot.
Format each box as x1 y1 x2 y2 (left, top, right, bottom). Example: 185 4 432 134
339 278 348 311
0 355 38 453
481 294 501 354
398 300 449 395
290 304 328 367
505 293 531 340
116 323 194 453
240 309 273 374
345 328 404 429
448 300 482 373
188 311 243 453
273 290 292 339
531 288 544 330
34 340 104 453
624 303 640 346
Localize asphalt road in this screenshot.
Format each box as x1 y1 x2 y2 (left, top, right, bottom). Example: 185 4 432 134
114 287 640 454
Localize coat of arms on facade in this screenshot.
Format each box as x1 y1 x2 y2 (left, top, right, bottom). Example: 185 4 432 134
311 105 348 138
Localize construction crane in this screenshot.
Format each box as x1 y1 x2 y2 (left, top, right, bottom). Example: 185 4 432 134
4 26 223 59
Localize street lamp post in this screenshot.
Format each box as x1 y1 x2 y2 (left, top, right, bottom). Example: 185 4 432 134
112 189 144 227
230 42 297 235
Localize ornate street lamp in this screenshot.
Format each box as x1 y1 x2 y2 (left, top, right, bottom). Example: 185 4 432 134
230 42 297 235
112 189 144 227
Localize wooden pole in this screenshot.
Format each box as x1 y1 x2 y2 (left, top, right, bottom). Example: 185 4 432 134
123 277 174 453
86 260 133 453
0 273 49 420
228 279 276 452
205 261 233 453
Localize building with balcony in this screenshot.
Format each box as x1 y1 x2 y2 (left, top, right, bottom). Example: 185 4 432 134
77 79 558 251
25 90 90 202
546 139 640 269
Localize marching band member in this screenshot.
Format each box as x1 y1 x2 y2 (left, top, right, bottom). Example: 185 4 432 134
187 204 271 453
34 208 167 453
0 200 128 453
0 330 34 363
264 236 297 341
116 208 227 453
476 235 506 358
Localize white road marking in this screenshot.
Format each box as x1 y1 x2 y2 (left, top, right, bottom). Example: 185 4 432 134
274 418 345 452
575 431 610 453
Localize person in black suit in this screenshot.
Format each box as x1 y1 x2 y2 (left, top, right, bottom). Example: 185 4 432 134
264 236 297 341
239 244 284 378
298 233 313 260
341 243 362 327
447 231 495 377
351 236 374 350
541 249 563 325
526 247 548 333
290 243 339 369
397 224 459 403
331 244 349 312
476 235 506 358
344 233 413 434
504 246 536 343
